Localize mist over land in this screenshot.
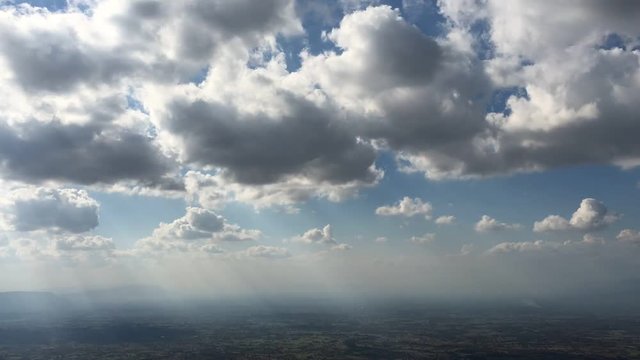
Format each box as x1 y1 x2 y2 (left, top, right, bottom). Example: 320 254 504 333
0 289 639 359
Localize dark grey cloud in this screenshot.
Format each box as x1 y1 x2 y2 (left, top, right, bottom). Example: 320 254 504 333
118 0 300 63
586 0 640 19
4 188 99 233
129 0 165 18
187 0 294 37
0 0 299 94
163 95 377 185
0 28 139 93
0 120 180 189
321 5 445 92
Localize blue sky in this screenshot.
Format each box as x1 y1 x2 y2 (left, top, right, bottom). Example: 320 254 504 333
0 0 639 297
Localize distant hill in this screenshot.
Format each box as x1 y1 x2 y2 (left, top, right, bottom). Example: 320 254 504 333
0 291 67 314
68 285 171 306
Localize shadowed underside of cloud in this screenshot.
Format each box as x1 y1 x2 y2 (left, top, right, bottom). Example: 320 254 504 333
0 187 99 233
0 120 181 189
162 97 378 185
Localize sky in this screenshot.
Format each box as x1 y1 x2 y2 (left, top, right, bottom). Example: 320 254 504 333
0 0 639 300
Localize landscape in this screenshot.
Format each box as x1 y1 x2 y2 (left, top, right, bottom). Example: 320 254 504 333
0 290 639 359
1 0 640 358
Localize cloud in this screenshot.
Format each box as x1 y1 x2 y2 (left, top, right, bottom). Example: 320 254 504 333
410 233 435 245
147 207 225 241
0 0 301 193
460 243 475 255
0 232 118 264
0 186 120 264
338 0 382 13
157 95 379 186
474 215 520 232
435 215 455 225
533 198 619 232
375 196 433 219
487 240 550 254
300 6 490 181
0 0 301 91
582 233 606 245
330 243 353 251
533 215 571 232
617 229 640 244
317 5 442 95
0 0 638 199
569 198 619 230
288 224 353 253
486 233 609 255
0 24 138 94
0 120 180 189
412 0 640 179
185 167 381 212
243 245 291 259
135 207 260 254
1 187 99 233
292 224 337 245
54 235 115 251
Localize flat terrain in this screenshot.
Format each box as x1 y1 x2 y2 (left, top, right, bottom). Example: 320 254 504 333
0 299 638 359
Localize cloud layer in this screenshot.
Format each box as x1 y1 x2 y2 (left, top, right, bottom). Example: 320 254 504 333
0 1 638 198
0 1 638 300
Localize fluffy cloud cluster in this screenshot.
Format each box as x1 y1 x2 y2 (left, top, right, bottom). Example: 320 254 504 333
474 215 520 232
0 0 316 199
617 229 640 244
135 207 261 254
300 5 490 180
0 186 117 262
423 0 640 179
0 187 99 233
534 198 619 232
375 197 433 219
292 224 337 245
435 215 455 225
289 224 353 252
